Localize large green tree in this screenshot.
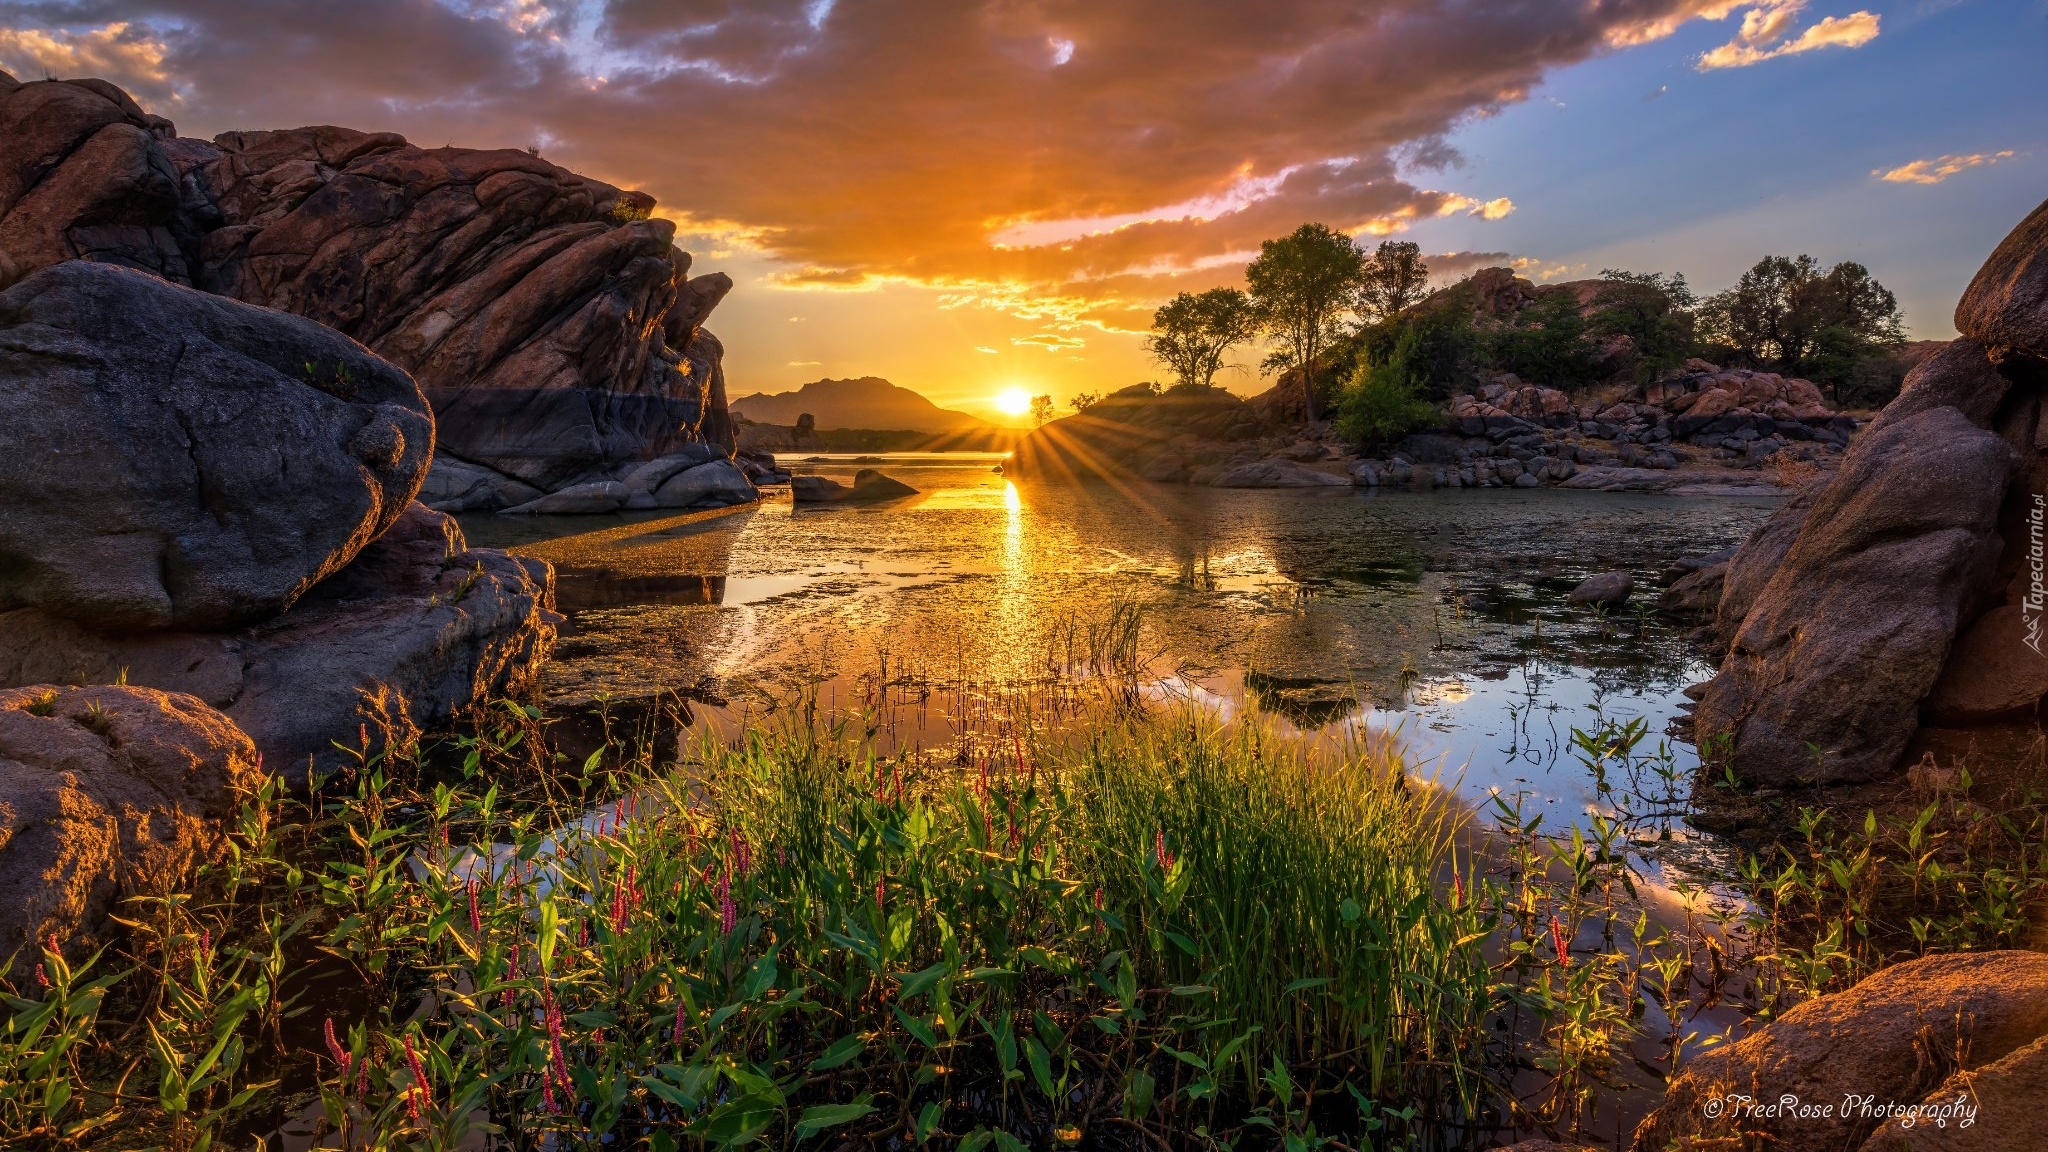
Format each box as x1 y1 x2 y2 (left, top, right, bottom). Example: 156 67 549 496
1355 240 1431 325
1246 223 1365 421
1699 255 1904 401
1588 269 1698 383
1147 287 1259 391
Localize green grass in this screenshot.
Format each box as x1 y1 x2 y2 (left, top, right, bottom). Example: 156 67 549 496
7 682 2043 1150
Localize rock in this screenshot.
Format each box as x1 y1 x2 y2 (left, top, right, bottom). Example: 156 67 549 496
1659 563 1728 620
0 685 261 961
0 74 738 494
0 260 432 632
650 460 756 508
503 481 627 515
420 455 543 513
1715 482 1828 649
1208 459 1352 488
1869 339 2012 436
1633 952 2048 1152
1139 454 1189 482
1513 472 1541 488
1695 407 2015 786
0 78 208 286
1350 462 1381 486
792 469 920 504
619 444 727 495
1567 572 1633 609
0 505 556 778
1923 605 2048 725
1956 197 2048 357
190 128 732 490
1860 1031 2048 1151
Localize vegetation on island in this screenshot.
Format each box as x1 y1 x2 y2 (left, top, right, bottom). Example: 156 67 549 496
1138 223 1912 447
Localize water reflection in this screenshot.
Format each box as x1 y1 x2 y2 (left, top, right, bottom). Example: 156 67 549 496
461 453 1779 831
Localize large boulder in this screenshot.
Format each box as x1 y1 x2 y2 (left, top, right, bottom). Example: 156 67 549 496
1956 197 2048 358
189 126 732 489
1714 479 1830 649
0 73 738 495
420 455 542 514
649 460 756 508
1633 952 2048 1152
1860 1031 2048 1151
0 261 432 632
0 684 261 962
1922 605 2048 725
0 505 555 779
1694 407 2014 785
0 76 208 286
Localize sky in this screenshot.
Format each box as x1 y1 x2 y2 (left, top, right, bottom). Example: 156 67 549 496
0 0 2041 422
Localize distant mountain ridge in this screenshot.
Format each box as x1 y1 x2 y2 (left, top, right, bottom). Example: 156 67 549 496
730 376 995 434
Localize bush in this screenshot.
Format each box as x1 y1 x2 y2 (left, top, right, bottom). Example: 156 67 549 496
1335 358 1439 448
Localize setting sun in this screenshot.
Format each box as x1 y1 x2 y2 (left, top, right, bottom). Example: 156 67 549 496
993 387 1033 416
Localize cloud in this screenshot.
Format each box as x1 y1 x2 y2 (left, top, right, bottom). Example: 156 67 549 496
0 0 1760 323
786 359 823 365
1013 333 1087 351
975 346 1001 354
1874 150 2018 185
1696 1 1879 69
0 20 174 99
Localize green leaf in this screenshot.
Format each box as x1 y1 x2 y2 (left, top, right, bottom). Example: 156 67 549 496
1283 977 1331 994
808 1033 867 1072
795 1100 875 1138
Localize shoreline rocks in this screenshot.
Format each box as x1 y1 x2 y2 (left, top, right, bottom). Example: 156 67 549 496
0 504 557 779
793 468 919 504
1633 951 2048 1152
0 685 262 963
1691 197 2048 790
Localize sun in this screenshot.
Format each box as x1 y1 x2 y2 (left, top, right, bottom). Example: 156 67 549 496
993 387 1033 417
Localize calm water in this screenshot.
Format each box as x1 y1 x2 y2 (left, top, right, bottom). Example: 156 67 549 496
461 452 1779 838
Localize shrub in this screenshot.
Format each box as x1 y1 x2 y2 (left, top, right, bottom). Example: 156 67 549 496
1335 358 1440 448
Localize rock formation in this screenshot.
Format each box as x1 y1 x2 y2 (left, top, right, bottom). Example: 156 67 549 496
792 469 921 504
0 261 432 631
0 504 555 779
1633 951 2048 1152
0 71 745 504
0 685 262 962
1694 199 2048 788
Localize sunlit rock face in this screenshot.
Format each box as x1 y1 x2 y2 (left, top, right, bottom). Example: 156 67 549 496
0 71 736 492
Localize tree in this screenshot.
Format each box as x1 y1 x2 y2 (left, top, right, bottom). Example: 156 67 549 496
1698 255 1904 400
1335 357 1438 448
1147 287 1258 391
1588 270 1697 383
1071 391 1100 413
1487 291 1599 390
1246 223 1365 421
1029 394 1056 427
1355 240 1430 325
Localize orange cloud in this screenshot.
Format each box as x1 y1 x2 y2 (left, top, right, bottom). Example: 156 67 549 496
1696 1 1879 70
3 0 1744 330
0 21 174 100
1874 150 2018 186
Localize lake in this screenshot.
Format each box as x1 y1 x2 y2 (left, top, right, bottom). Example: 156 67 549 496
461 452 1780 842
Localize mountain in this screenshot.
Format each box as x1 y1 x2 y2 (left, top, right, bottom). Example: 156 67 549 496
730 377 997 435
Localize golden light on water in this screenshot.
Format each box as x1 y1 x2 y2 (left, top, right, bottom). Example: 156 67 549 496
993 387 1032 416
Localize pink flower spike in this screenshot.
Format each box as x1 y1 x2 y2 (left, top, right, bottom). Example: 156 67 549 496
875 875 885 911
356 1049 370 1096
673 997 688 1044
466 878 483 936
1452 870 1465 907
1154 830 1176 872
324 1017 352 1078
403 1033 429 1119
35 964 48 988
1549 915 1570 967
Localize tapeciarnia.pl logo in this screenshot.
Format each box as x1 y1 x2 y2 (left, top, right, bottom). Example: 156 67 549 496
2028 492 2046 656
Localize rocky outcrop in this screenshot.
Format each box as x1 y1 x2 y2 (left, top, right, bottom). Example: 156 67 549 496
1209 459 1350 488
1861 1031 2048 1151
1957 198 2048 357
0 73 740 499
0 505 555 779
1633 952 2048 1152
1009 386 1268 484
0 685 261 962
792 469 920 504
0 260 431 631
1694 407 2013 785
1567 572 1633 609
1693 199 2048 787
